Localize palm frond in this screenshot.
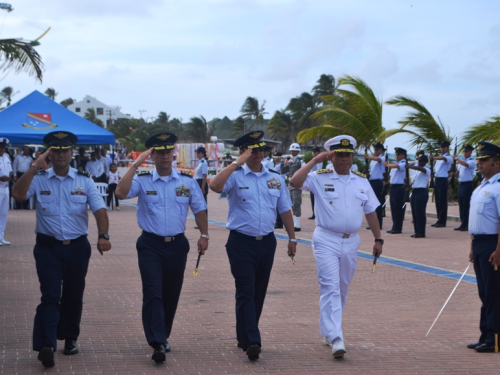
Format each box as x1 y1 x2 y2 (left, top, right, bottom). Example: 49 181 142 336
338 75 383 123
462 116 500 145
297 125 342 143
0 38 44 82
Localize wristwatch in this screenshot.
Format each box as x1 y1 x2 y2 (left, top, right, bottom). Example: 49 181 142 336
289 239 298 243
200 234 210 240
99 233 110 240
231 161 242 168
374 238 384 245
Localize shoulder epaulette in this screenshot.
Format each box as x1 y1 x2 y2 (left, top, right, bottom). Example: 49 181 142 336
36 170 47 175
137 171 151 177
77 170 91 178
317 169 333 174
352 170 367 178
180 171 193 178
268 168 280 174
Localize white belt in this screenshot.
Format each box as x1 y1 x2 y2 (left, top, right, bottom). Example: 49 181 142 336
317 226 358 239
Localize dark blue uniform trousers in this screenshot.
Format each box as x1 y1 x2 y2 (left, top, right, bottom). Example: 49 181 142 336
390 184 405 232
369 179 384 228
472 235 500 345
33 234 91 351
410 188 428 236
226 230 276 351
458 181 473 229
137 232 189 348
434 177 448 225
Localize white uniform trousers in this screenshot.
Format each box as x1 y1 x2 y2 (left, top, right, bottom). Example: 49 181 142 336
0 186 10 241
311 226 360 342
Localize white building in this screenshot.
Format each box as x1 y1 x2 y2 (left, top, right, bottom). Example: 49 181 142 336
68 95 131 128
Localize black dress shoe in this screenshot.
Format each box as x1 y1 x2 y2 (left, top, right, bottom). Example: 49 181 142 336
165 340 171 353
366 227 371 230
386 230 394 233
414 234 426 238
411 234 415 237
308 215 315 220
194 226 199 229
294 227 301 232
63 339 78 355
246 343 261 361
274 225 283 229
460 227 468 232
467 341 483 349
152 344 166 363
431 222 439 227
474 343 495 352
237 341 243 348
434 223 446 228
454 226 463 231
38 347 55 367
388 230 401 234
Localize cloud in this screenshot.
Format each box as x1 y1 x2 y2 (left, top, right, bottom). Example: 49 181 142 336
395 59 441 84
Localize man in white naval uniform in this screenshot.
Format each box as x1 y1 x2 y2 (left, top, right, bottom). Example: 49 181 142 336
290 135 383 358
0 137 13 246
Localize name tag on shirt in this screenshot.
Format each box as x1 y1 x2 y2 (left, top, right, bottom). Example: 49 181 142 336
146 191 157 195
325 188 335 192
238 187 249 189
40 191 51 195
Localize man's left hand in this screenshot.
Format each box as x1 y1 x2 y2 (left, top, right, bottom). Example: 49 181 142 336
287 241 297 257
373 242 383 257
489 249 500 266
197 237 208 255
97 238 111 255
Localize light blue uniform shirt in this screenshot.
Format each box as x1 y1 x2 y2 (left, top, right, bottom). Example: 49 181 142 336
434 154 452 177
262 157 275 170
390 159 406 184
469 172 500 235
412 165 431 188
126 168 206 236
223 164 291 236
458 157 475 182
27 168 106 241
194 158 208 179
311 162 323 173
369 155 386 180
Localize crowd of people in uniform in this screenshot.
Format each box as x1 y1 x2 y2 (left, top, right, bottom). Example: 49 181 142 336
1 128 500 368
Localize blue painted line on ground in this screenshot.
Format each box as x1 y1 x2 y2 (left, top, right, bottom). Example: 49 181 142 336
120 200 476 284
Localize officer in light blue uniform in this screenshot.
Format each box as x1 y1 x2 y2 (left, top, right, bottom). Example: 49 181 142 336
115 133 208 364
385 147 407 234
467 141 500 353
194 146 209 202
406 151 430 238
209 130 296 361
261 145 275 170
454 144 476 231
430 140 453 227
12 131 111 368
365 142 387 228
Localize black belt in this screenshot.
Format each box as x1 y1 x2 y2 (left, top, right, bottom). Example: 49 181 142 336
470 234 498 241
369 179 382 181
391 183 403 186
230 230 273 241
36 233 87 247
435 177 447 180
412 187 427 190
459 181 473 184
142 230 184 243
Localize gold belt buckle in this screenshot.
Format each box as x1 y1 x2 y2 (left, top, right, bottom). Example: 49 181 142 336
255 236 263 241
342 233 350 239
164 237 173 242
62 240 71 245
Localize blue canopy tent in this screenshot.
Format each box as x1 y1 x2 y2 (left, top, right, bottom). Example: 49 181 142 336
0 90 115 145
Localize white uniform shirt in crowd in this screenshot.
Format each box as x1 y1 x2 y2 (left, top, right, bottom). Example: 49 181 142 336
13 154 33 174
98 156 109 174
85 160 104 178
457 157 475 182
0 154 12 241
434 153 452 177
468 172 500 235
107 171 121 185
369 155 386 180
412 165 431 188
390 159 406 184
302 169 380 234
0 154 12 188
261 157 274 170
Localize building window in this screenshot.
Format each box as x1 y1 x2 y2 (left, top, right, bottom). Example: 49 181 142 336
87 100 90 103
97 108 104 115
75 107 81 112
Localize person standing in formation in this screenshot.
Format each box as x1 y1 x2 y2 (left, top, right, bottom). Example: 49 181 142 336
0 137 13 246
209 131 296 361
430 140 452 228
12 131 111 368
454 144 475 232
384 147 407 234
364 143 386 229
290 135 383 358
13 145 33 209
261 145 275 170
406 151 430 238
115 133 208 364
281 143 305 231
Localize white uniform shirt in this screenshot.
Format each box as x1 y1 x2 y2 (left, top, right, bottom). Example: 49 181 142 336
0 154 12 188
412 165 431 188
390 159 406 184
369 155 386 180
302 169 379 233
457 157 475 182
435 154 452 177
85 160 104 178
107 171 121 185
469 172 500 235
13 154 33 174
262 157 275 170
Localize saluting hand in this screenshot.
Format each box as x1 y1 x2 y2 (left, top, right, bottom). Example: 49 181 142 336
135 148 154 166
235 149 252 166
34 147 51 170
97 238 111 255
313 151 333 164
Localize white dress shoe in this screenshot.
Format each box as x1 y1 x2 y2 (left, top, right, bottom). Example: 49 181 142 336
331 339 346 358
323 336 332 347
0 239 10 245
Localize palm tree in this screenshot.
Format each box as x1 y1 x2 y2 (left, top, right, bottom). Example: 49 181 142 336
462 116 500 145
44 87 58 100
231 116 246 137
84 107 104 128
312 74 336 106
118 134 142 151
186 115 208 142
286 92 318 130
0 86 16 106
0 38 44 82
385 95 451 151
297 75 386 150
60 98 74 108
240 97 267 131
267 110 296 151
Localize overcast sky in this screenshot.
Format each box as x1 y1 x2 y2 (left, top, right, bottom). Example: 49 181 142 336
2 0 500 151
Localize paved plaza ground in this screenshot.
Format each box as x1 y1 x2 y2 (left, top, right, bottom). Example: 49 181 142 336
1 191 499 374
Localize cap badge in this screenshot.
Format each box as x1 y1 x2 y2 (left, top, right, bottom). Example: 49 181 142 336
249 132 261 139
157 134 170 141
341 139 350 146
478 144 485 150
54 132 68 139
